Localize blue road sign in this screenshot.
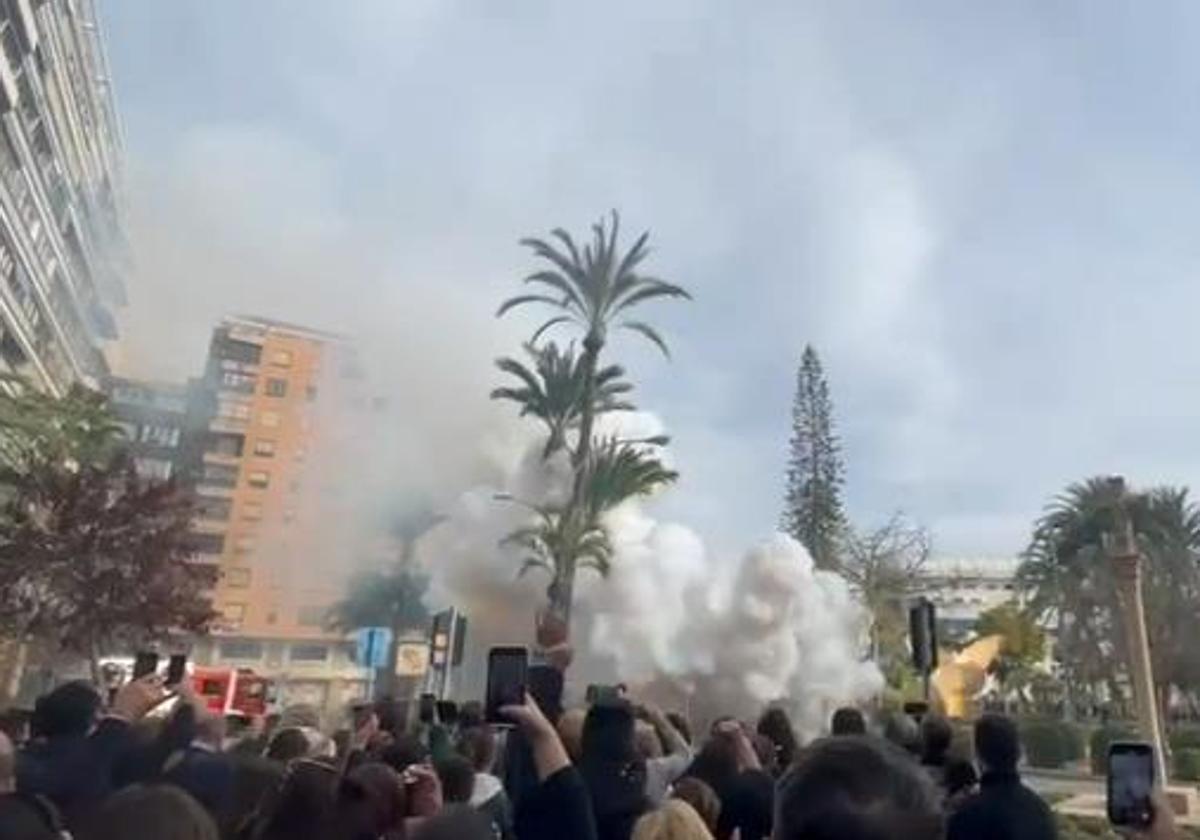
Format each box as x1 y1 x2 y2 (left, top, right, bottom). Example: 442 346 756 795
354 626 393 669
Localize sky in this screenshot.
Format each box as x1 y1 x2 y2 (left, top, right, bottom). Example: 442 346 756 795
99 1 1200 561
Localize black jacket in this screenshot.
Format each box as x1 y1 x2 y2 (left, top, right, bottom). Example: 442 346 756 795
947 770 1057 840
163 744 235 819
16 717 133 829
514 766 598 840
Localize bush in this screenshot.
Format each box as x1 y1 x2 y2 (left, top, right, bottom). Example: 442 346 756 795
1175 748 1200 781
1090 723 1137 775
1021 718 1084 769
1169 726 1200 752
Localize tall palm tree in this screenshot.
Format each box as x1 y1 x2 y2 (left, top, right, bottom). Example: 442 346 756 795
491 342 634 458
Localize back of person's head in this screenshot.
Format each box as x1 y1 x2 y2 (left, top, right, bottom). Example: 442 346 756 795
757 707 799 770
0 793 67 840
80 785 218 840
880 711 920 756
331 762 406 840
775 736 943 840
582 700 649 840
30 681 100 739
666 712 692 746
919 715 952 764
410 804 495 840
583 699 639 765
633 799 713 840
557 707 586 761
974 713 1020 774
458 701 484 730
687 733 739 796
636 720 665 761
457 725 496 774
830 707 866 736
225 755 282 840
435 755 476 804
254 758 338 840
671 777 721 836
265 727 312 763
379 732 429 773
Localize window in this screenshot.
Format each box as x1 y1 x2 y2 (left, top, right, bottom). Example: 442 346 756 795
139 424 181 448
259 411 280 428
219 339 262 365
201 463 239 488
133 457 172 482
247 470 270 489
265 378 288 397
290 644 329 663
220 371 257 393
297 605 326 627
189 533 226 556
271 349 293 367
253 439 276 457
306 385 318 402
197 497 232 521
217 399 251 422
207 432 244 457
266 610 277 625
241 501 263 521
218 638 261 660
234 534 257 553
225 567 250 588
220 603 246 623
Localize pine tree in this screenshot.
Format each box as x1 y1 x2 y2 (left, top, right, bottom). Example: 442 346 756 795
780 345 846 569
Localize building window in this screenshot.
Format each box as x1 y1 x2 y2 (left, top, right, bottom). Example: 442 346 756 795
189 533 226 556
241 501 263 520
234 535 256 553
207 432 244 457
225 567 251 588
253 439 276 457
271 350 293 367
266 610 277 625
220 371 257 393
217 399 252 422
220 339 262 366
217 638 261 660
197 497 232 521
297 605 326 627
201 463 239 488
133 457 173 482
290 644 329 663
265 378 288 398
247 470 270 489
259 411 280 428
139 424 181 448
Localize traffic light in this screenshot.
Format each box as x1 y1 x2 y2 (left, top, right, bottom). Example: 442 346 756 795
909 597 938 673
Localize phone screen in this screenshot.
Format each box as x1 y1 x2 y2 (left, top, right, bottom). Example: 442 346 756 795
436 700 458 725
1107 742 1155 828
418 693 437 724
132 652 159 681
485 646 528 724
166 654 187 686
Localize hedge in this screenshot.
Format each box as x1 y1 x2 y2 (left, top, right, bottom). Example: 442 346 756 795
1090 723 1138 775
1021 718 1084 769
1175 748 1200 781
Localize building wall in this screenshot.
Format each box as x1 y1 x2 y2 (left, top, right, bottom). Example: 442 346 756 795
105 376 189 482
915 557 1022 644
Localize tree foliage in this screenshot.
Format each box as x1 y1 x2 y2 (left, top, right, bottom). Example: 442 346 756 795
780 345 846 570
327 567 430 633
975 601 1046 666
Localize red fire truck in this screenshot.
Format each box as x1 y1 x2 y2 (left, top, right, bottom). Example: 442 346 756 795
191 666 271 716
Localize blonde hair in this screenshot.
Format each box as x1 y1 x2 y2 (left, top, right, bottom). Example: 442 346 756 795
632 799 714 840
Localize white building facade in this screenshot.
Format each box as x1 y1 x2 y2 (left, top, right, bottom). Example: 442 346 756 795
915 556 1023 644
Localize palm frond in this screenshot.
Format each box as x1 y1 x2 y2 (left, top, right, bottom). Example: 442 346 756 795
620 320 672 358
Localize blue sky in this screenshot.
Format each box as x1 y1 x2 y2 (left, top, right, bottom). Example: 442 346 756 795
101 1 1200 560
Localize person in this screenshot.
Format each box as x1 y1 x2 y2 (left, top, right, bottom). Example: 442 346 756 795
557 708 587 762
410 805 497 840
0 791 68 840
249 757 338 840
670 776 720 837
17 675 163 828
580 698 649 840
223 754 282 840
639 704 693 805
756 708 799 772
435 753 476 804
774 735 943 840
880 710 921 756
689 722 771 840
78 784 219 840
458 725 515 840
502 692 597 840
943 757 979 811
666 714 692 747
163 698 235 820
830 707 866 736
632 798 713 840
328 761 414 840
264 726 334 763
919 714 953 790
946 714 1056 840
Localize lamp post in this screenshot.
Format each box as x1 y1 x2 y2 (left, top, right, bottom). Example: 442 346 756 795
1106 476 1169 784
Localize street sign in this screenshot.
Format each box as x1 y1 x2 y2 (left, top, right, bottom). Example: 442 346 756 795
354 626 393 670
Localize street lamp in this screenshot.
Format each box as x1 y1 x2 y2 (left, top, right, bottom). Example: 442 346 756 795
1105 476 1169 784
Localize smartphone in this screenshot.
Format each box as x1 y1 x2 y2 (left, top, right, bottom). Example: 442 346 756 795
435 700 458 726
166 654 187 687
132 651 159 681
418 693 437 724
1108 741 1155 828
485 646 528 724
587 684 622 705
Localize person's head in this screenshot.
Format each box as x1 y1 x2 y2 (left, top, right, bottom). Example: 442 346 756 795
557 707 586 761
225 755 284 840
830 707 866 736
919 714 952 765
632 799 714 840
332 762 407 840
635 720 665 760
457 725 496 774
666 712 692 746
687 732 740 796
379 732 429 773
193 710 225 750
974 713 1020 774
671 777 721 836
774 736 943 840
880 711 920 756
436 754 476 804
255 758 339 840
757 707 799 770
80 784 219 840
583 698 640 766
0 793 66 840
0 732 14 794
410 805 495 840
30 681 101 739
265 727 313 763
582 700 649 840
458 701 484 730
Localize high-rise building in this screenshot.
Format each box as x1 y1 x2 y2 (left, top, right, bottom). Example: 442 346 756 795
188 315 369 712
106 375 190 482
0 0 127 394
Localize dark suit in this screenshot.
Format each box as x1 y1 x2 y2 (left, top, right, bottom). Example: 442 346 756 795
16 717 133 829
162 742 235 819
947 770 1057 840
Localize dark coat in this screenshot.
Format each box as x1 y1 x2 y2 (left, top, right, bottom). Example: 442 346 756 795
163 744 236 818
514 766 598 840
947 770 1057 840
16 718 133 829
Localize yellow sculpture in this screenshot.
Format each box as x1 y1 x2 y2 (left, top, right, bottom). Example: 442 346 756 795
930 634 1004 719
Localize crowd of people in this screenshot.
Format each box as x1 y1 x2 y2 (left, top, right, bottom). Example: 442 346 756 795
0 651 1181 840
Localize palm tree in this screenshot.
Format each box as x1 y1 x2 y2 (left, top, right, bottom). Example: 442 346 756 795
496 212 690 623
491 342 634 458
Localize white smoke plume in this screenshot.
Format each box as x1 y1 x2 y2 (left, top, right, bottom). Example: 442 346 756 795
415 410 882 736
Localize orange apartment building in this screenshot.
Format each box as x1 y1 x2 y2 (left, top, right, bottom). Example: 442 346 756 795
188 315 370 714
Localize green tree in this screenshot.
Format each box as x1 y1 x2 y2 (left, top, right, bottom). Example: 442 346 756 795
975 601 1048 709
780 345 846 570
496 212 690 625
0 377 123 481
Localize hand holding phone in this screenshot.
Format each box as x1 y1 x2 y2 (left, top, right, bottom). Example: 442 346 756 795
485 646 528 724
1107 741 1155 829
166 654 187 687
132 651 159 681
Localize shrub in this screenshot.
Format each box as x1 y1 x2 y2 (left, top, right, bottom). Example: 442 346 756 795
1170 726 1200 752
1175 748 1200 781
1021 718 1083 769
1090 723 1137 775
